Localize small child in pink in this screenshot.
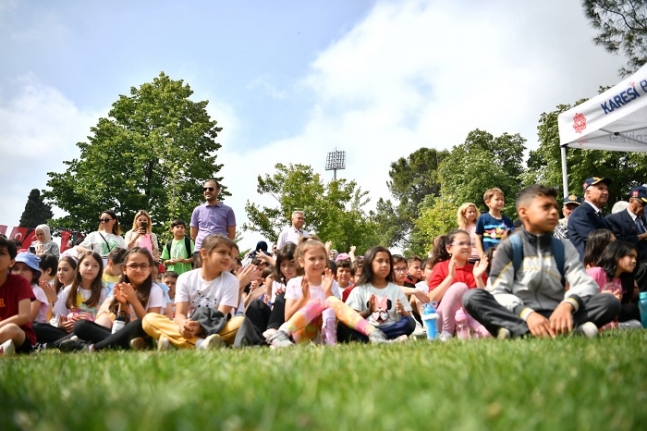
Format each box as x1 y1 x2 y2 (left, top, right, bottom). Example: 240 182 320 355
586 241 638 330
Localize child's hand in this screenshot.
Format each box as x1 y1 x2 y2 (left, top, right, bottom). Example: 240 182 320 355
549 302 574 335
395 298 405 316
301 274 311 299
60 315 74 332
413 290 430 304
349 246 356 255
447 255 457 280
238 264 259 286
324 241 332 252
473 257 488 278
368 294 377 313
526 312 556 338
181 319 201 338
40 280 58 304
601 289 623 301
322 268 334 296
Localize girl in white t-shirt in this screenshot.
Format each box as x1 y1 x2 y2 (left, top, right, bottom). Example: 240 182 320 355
267 239 390 347
66 247 165 351
53 252 108 333
142 234 243 350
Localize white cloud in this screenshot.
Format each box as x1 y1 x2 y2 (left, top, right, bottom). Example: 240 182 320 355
0 76 103 228
222 0 628 250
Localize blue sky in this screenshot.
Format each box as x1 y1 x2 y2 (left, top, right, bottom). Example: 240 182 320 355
0 0 626 250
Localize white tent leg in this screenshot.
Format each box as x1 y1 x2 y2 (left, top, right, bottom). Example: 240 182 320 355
560 146 568 197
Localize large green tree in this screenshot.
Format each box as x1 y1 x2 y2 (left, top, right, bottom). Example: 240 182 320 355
375 148 448 251
438 129 526 216
19 189 53 228
244 163 379 253
523 98 647 209
413 196 458 255
45 73 227 236
583 0 647 76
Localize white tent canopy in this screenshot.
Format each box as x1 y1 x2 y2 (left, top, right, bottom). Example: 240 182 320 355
557 63 647 194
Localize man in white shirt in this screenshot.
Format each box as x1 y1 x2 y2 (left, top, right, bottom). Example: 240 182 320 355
276 211 310 250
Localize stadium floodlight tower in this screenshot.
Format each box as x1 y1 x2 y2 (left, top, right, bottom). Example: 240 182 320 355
325 149 346 180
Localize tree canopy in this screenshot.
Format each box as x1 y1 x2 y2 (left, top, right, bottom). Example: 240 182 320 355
19 189 53 228
243 163 379 254
375 148 448 251
438 129 526 216
45 73 227 236
583 0 647 76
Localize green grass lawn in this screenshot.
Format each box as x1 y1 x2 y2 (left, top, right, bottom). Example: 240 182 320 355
1 331 646 431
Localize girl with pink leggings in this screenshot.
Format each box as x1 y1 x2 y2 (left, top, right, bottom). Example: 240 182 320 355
427 230 491 340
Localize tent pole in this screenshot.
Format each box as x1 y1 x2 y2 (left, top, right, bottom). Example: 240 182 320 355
560 145 569 197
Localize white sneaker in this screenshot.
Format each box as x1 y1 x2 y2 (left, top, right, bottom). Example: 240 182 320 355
198 334 225 350
129 337 147 350
438 331 452 342
268 330 294 348
497 328 511 339
0 339 15 356
412 322 427 339
618 320 643 330
574 322 598 339
157 336 172 352
262 328 278 342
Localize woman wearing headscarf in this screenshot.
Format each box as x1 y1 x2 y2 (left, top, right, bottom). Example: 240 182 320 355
32 224 60 258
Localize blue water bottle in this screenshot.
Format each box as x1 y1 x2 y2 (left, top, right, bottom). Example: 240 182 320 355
422 302 439 340
639 292 647 328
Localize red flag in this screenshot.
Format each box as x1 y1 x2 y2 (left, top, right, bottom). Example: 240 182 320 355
60 230 72 252
9 227 35 249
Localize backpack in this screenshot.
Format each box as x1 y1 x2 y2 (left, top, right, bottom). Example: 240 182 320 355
165 236 192 259
509 234 566 285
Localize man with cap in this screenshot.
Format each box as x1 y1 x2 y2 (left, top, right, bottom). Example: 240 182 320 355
568 177 611 260
554 195 581 240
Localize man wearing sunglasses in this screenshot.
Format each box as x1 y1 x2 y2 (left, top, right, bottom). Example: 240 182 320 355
190 179 237 261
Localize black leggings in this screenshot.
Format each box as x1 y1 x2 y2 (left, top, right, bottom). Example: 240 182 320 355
245 293 287 333
74 319 147 351
33 323 69 344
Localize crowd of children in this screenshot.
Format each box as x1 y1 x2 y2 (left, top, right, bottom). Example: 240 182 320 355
0 182 640 355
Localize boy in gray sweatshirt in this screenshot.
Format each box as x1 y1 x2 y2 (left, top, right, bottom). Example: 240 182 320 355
463 185 620 338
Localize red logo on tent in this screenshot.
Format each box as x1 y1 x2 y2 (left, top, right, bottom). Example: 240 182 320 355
573 113 586 133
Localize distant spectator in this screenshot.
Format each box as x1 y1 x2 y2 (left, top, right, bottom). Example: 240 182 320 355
276 211 310 250
190 179 236 262
78 210 127 266
124 210 160 260
475 188 514 257
568 177 611 260
457 203 480 262
32 224 60 258
554 195 581 240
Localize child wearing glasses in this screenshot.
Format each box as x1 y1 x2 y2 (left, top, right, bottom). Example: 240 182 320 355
64 247 165 351
427 230 490 340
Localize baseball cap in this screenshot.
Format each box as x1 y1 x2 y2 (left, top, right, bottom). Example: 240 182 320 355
335 253 350 262
563 195 582 206
14 252 42 275
582 177 611 191
630 186 647 204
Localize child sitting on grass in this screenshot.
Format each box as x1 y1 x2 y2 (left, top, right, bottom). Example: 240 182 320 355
0 237 36 355
267 239 390 347
142 235 243 350
463 185 620 339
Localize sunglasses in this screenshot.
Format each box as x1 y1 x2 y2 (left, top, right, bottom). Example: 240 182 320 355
203 187 215 192
99 218 114 223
